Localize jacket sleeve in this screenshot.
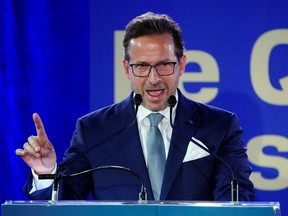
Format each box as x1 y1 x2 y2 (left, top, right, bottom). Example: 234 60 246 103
23 172 53 200
213 113 255 201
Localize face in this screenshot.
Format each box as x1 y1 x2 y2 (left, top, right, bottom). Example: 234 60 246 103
123 34 186 111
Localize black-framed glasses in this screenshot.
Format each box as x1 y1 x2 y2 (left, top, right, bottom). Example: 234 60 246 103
129 61 177 77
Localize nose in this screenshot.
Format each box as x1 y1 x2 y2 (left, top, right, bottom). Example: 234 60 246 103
147 67 161 84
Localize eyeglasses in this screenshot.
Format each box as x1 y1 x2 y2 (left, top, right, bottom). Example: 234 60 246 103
129 61 177 77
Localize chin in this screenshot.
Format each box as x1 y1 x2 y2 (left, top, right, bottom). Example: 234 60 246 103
147 102 167 112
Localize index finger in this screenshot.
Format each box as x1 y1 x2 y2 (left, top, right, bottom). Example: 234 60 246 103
32 113 47 138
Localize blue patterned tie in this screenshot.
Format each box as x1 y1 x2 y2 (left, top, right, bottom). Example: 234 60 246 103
147 113 166 200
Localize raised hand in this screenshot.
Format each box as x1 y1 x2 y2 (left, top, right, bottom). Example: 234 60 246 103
15 113 57 174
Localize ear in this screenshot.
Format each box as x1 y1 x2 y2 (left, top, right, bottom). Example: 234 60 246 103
122 59 130 79
179 54 187 76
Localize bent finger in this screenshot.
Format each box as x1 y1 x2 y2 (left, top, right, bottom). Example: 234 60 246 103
27 135 40 151
23 142 40 157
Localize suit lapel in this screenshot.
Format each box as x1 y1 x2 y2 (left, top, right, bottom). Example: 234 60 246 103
161 91 201 200
121 123 154 199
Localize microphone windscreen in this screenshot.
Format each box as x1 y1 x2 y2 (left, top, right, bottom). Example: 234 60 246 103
168 95 177 107
133 94 142 105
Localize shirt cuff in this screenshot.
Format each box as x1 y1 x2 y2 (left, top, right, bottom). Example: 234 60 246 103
29 166 57 194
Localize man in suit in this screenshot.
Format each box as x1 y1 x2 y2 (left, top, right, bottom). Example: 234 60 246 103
16 12 255 201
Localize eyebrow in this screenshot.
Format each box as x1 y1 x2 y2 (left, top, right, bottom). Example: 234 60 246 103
131 59 174 65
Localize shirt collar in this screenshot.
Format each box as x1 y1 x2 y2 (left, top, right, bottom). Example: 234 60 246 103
136 92 179 123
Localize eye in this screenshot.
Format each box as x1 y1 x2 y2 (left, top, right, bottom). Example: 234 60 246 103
157 62 172 69
134 64 150 71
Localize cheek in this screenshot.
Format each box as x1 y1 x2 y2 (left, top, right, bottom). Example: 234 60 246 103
126 70 136 81
166 76 180 90
131 78 146 90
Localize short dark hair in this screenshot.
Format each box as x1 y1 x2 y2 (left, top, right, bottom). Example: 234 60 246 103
123 12 185 61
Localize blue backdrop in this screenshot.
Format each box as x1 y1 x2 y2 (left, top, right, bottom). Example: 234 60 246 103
1 0 288 216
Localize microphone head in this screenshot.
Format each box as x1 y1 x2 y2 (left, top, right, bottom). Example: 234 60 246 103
168 95 177 107
133 94 142 106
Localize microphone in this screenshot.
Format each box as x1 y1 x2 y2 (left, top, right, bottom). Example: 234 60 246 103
39 94 147 203
167 95 239 202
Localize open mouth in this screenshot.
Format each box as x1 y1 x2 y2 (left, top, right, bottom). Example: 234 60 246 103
146 89 164 98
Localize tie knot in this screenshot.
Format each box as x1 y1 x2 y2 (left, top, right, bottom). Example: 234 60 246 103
148 113 163 127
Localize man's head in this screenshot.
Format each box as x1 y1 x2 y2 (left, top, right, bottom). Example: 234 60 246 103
123 12 185 62
122 12 187 111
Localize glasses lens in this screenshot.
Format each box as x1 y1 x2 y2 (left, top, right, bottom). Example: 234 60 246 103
132 64 150 77
155 62 175 76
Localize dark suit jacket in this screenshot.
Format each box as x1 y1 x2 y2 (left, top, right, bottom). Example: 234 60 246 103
24 89 255 201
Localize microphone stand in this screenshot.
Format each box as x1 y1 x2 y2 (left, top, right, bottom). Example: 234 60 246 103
65 165 147 203
37 170 61 203
39 94 146 203
167 95 239 202
39 165 147 203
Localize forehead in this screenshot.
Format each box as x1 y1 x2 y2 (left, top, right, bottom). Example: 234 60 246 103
128 34 176 62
